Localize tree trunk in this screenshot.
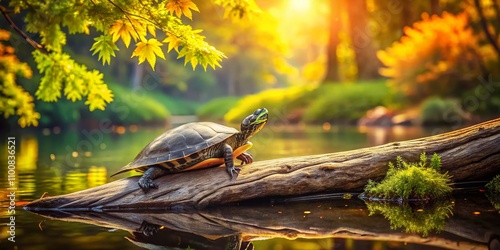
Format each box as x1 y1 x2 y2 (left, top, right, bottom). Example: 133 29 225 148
323 0 342 83
401 1 413 29
24 118 500 211
345 0 381 80
430 0 440 15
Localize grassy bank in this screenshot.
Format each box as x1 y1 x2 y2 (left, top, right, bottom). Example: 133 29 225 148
34 82 172 128
214 80 391 124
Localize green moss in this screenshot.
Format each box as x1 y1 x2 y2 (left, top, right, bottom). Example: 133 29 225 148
486 175 500 194
197 96 241 120
364 153 452 200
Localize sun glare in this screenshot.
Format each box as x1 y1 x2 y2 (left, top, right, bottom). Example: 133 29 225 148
289 0 312 12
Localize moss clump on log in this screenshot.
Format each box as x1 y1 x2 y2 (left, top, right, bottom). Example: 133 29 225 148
486 175 500 194
363 153 452 200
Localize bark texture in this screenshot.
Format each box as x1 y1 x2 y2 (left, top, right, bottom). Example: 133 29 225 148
25 118 500 211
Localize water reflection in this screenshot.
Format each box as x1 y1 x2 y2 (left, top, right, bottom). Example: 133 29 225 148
364 199 454 237
24 195 499 250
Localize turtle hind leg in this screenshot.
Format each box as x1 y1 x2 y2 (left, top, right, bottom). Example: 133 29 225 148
223 143 240 179
138 166 168 192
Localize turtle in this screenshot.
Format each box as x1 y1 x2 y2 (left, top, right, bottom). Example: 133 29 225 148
111 108 268 192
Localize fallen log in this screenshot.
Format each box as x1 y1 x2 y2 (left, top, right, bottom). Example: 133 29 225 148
25 118 500 211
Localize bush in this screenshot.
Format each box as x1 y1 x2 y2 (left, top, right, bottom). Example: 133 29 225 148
224 85 315 124
303 81 389 123
197 96 241 120
224 81 391 124
378 12 484 100
36 82 171 127
364 153 452 200
420 97 467 125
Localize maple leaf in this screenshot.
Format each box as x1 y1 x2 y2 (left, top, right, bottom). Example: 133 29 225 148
163 33 181 52
90 35 119 65
109 20 142 48
165 0 199 20
131 38 166 70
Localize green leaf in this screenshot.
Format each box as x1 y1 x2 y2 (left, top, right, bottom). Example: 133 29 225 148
90 35 119 65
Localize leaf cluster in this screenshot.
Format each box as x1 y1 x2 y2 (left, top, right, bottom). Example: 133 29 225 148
378 12 486 100
0 29 39 127
364 153 452 200
2 0 259 127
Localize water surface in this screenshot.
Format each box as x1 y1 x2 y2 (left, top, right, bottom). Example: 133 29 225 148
1 124 498 249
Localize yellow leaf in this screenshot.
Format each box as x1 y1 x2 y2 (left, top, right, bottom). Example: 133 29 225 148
163 34 181 52
147 25 156 37
109 20 133 47
165 0 199 20
131 38 166 70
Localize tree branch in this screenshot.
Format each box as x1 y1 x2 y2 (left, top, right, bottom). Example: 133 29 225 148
0 5 47 54
473 0 500 57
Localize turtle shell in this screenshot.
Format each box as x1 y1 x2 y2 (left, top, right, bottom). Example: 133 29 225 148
116 122 239 173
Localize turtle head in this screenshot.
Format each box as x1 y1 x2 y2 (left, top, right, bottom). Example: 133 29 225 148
241 108 268 138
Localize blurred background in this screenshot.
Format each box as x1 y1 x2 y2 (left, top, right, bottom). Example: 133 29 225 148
1 0 499 130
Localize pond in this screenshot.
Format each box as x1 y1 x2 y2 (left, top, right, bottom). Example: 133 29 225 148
1 123 499 250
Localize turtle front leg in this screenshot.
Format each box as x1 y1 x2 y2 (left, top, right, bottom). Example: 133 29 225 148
138 166 168 192
237 152 253 165
223 143 240 179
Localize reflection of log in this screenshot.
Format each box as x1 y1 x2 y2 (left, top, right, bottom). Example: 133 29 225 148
26 197 497 250
25 118 500 210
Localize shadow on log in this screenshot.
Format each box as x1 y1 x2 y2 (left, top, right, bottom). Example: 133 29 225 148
25 118 500 210
26 194 499 249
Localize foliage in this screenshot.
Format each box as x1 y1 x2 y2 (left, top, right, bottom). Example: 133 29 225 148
420 97 467 126
303 81 389 123
486 175 500 213
35 82 170 127
146 90 199 115
378 12 485 100
224 81 391 124
33 51 114 111
224 85 315 124
2 0 259 127
197 96 241 120
486 175 500 194
0 29 39 127
364 153 452 200
365 199 454 237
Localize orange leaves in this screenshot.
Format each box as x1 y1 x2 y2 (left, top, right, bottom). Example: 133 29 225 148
165 0 199 20
109 19 145 48
109 20 135 48
131 38 166 69
377 12 482 99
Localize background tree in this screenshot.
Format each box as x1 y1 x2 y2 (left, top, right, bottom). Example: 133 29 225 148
323 0 342 82
0 0 259 127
